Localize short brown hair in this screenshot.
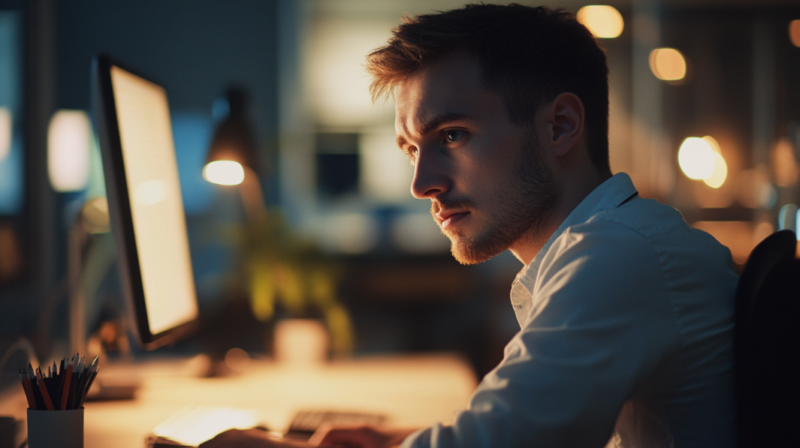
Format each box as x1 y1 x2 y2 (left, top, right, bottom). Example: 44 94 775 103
367 3 610 174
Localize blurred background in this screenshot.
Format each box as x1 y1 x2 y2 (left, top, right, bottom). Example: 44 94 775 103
0 0 799 381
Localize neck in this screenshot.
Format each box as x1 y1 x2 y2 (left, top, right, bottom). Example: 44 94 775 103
510 167 611 266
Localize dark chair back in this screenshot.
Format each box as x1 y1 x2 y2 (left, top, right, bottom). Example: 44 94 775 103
735 229 799 448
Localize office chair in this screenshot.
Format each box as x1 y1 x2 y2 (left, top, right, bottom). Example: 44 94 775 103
734 229 800 448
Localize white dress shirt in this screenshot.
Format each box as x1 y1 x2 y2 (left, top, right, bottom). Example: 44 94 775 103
402 173 738 448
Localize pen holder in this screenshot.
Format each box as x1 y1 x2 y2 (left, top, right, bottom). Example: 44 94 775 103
27 409 83 448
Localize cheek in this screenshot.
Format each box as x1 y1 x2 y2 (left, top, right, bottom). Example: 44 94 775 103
461 136 523 184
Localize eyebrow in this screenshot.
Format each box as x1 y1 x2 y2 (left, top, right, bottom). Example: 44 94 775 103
396 112 471 149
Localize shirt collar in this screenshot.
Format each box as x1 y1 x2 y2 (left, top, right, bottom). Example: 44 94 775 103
511 172 639 307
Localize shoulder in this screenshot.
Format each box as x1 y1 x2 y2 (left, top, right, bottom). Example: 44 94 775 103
531 216 670 326
551 196 733 275
540 209 663 286
530 198 706 326
531 195 737 332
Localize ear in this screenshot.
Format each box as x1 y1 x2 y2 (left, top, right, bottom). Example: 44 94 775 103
542 92 585 157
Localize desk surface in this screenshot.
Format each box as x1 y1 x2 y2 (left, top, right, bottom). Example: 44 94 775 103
83 354 477 448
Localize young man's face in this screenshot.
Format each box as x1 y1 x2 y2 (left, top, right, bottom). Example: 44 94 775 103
394 54 560 264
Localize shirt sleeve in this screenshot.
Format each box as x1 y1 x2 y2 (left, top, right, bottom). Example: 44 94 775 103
402 220 682 448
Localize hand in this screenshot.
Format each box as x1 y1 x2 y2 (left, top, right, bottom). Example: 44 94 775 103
309 424 418 448
199 428 312 448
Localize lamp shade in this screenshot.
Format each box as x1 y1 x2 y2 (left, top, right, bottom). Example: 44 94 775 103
204 88 258 186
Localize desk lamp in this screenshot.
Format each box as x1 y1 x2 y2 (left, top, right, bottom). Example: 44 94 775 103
202 90 353 363
203 88 266 222
201 88 267 376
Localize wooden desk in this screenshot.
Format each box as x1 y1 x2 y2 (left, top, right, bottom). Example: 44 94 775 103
82 354 477 448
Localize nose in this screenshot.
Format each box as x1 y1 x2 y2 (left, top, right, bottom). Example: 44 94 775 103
410 148 450 199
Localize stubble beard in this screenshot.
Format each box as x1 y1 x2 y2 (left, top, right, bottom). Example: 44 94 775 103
435 133 561 265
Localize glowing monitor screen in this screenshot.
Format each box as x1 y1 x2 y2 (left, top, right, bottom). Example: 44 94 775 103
94 56 198 348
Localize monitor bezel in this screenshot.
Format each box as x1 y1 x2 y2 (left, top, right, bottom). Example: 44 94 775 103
92 54 198 350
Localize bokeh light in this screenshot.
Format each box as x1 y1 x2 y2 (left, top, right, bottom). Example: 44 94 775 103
771 137 799 187
678 137 715 180
701 136 727 189
203 160 245 186
48 110 92 192
702 136 721 154
0 108 10 162
790 20 800 47
577 5 624 39
649 48 687 81
704 152 728 189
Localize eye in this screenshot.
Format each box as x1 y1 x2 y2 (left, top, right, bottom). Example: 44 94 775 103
443 129 466 144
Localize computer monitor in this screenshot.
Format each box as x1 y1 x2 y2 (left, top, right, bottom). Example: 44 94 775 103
92 55 199 350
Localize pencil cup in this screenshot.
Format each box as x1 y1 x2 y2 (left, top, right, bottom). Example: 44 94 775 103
27 409 83 448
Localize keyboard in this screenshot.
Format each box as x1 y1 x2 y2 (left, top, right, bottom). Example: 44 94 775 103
285 409 387 440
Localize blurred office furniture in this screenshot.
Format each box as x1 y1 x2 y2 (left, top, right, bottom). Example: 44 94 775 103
82 354 476 448
734 229 800 447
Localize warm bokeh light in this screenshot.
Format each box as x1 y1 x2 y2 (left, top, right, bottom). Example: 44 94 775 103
702 136 721 154
771 137 799 187
47 110 92 192
704 152 728 189
0 108 11 162
678 137 715 180
790 20 800 47
203 160 245 186
700 136 727 189
649 48 687 81
577 5 624 39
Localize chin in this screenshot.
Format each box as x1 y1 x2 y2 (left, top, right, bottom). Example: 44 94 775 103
450 238 504 266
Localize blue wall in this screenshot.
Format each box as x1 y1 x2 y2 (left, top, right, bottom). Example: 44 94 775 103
55 0 279 141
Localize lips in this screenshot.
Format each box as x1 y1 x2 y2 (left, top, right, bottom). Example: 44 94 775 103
436 209 469 229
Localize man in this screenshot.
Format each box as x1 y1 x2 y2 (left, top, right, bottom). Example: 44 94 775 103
202 4 738 447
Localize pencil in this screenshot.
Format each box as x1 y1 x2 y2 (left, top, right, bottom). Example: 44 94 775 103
19 371 35 409
60 364 73 410
68 365 78 409
79 366 100 408
24 370 37 410
35 368 55 410
75 364 92 409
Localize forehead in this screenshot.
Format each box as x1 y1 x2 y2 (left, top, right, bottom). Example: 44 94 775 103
394 55 505 135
